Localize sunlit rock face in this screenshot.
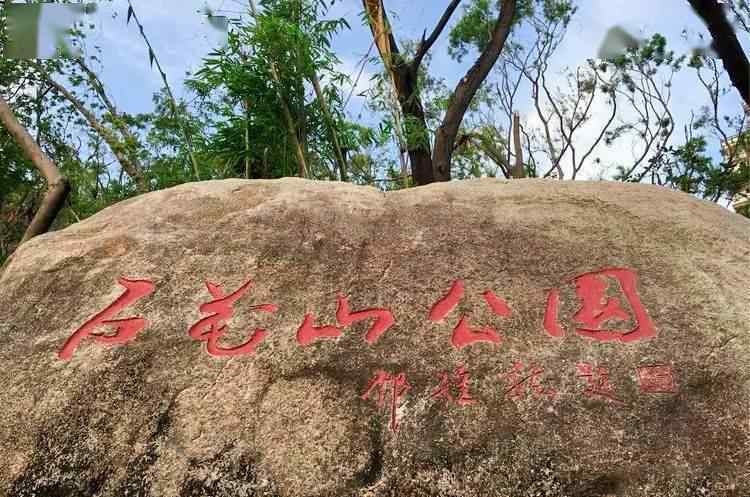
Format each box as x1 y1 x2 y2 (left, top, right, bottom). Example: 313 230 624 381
1 177 748 497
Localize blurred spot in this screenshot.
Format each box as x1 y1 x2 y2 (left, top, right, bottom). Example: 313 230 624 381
5 3 97 59
597 25 721 63
201 5 228 44
596 26 642 60
207 15 229 33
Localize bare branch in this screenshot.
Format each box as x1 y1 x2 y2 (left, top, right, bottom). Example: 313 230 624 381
412 0 463 70
35 64 149 193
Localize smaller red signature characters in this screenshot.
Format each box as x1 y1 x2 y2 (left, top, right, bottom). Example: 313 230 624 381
637 365 677 393
188 278 279 357
576 363 623 404
429 280 511 349
361 370 411 431
58 277 156 361
499 362 557 400
431 366 477 406
297 295 395 346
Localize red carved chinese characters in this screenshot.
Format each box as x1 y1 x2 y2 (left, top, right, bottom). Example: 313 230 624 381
499 362 557 400
58 277 155 361
572 268 656 343
297 295 395 346
542 268 656 344
637 365 677 393
429 280 510 349
361 371 411 431
576 363 622 403
296 314 342 346
543 289 565 338
188 278 278 356
431 366 476 406
336 295 395 344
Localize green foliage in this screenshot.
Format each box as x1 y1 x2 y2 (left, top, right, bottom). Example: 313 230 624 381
187 0 367 181
1 0 748 269
448 0 573 62
614 135 750 203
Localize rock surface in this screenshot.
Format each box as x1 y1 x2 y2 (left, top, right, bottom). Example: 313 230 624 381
0 178 749 497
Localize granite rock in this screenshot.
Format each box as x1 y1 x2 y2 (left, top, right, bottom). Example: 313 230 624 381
1 178 749 497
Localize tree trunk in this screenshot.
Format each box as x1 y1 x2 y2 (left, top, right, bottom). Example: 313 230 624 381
248 0 308 178
511 111 525 179
393 64 434 185
0 94 70 245
433 0 517 182
310 71 348 182
244 97 251 178
362 0 436 186
688 0 750 106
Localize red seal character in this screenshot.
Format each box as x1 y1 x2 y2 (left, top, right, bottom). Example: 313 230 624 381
428 280 511 349
499 362 557 400
431 366 476 406
576 363 623 403
58 277 156 361
296 295 395 346
188 278 278 357
361 370 411 431
637 365 677 393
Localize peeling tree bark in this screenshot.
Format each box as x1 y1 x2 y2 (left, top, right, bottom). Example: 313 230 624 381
0 94 70 245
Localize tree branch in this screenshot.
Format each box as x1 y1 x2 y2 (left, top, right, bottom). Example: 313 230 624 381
412 0 463 70
0 94 70 246
432 0 517 180
36 65 149 193
126 0 202 181
688 0 750 106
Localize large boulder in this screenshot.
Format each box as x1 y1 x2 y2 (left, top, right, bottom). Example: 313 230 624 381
1 178 749 497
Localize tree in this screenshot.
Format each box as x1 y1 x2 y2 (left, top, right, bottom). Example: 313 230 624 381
601 34 684 183
34 59 151 193
361 0 517 185
189 0 361 181
450 0 621 180
0 94 69 250
687 0 750 107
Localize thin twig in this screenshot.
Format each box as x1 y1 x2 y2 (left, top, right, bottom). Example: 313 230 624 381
126 1 201 181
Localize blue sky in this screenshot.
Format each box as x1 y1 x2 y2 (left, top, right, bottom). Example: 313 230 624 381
27 0 747 185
